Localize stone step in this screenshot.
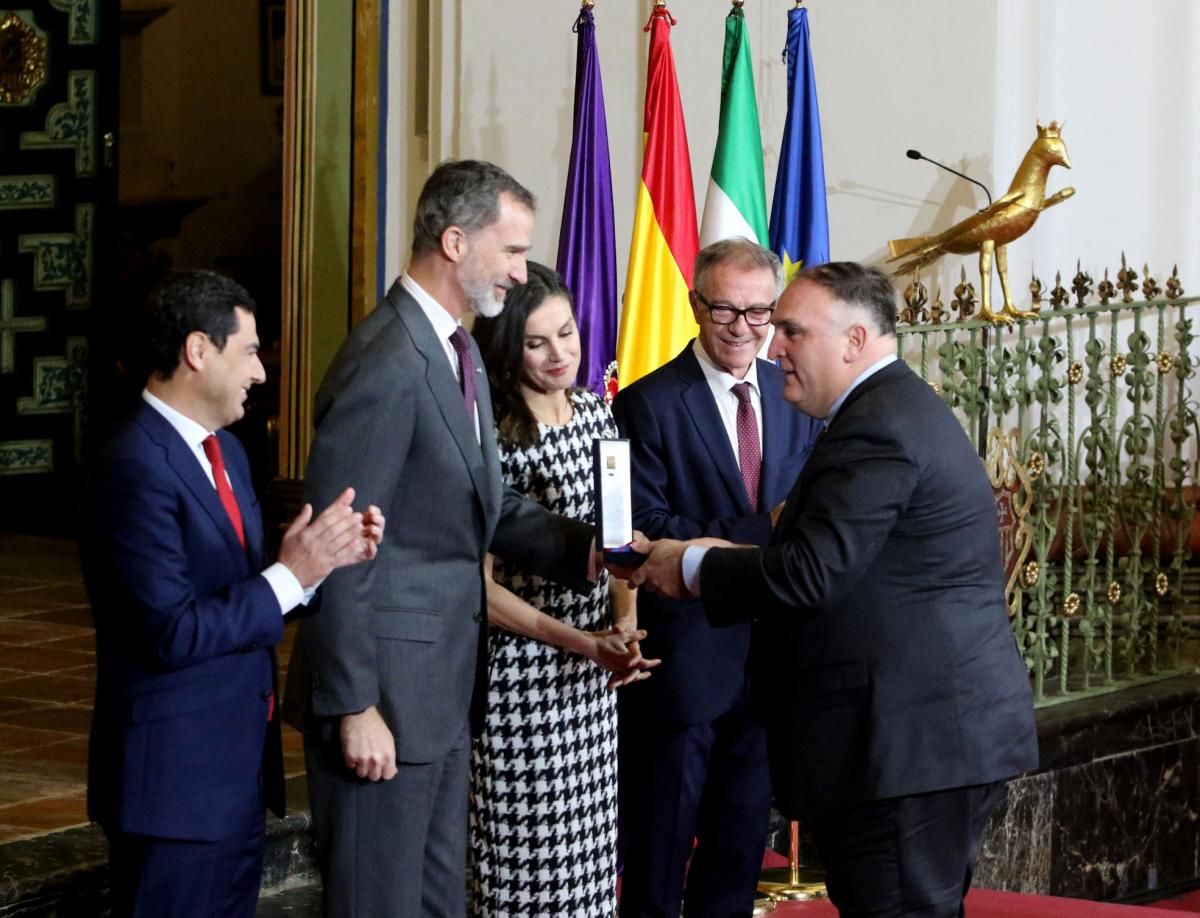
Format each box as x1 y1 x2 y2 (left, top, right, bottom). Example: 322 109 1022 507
0 777 317 917
256 880 322 917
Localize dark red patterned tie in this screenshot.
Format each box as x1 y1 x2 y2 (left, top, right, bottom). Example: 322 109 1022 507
731 382 761 511
449 326 477 421
202 435 246 548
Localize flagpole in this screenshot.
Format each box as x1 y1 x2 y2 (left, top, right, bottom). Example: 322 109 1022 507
759 1 831 900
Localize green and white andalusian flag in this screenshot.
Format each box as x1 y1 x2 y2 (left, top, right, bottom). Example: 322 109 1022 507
699 5 768 247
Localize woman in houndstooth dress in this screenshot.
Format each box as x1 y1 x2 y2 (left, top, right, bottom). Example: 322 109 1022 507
469 263 654 916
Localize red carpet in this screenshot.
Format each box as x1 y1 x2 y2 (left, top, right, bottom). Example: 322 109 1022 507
770 889 1189 916
759 851 1200 915
1149 891 1200 912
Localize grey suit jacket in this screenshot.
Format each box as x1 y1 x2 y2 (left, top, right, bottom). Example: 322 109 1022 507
283 282 593 763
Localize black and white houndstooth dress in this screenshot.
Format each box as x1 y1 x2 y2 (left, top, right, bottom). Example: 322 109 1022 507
469 388 618 917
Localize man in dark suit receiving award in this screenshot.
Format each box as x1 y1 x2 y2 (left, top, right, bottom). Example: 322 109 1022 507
82 270 384 918
612 238 820 918
630 262 1038 918
284 160 598 917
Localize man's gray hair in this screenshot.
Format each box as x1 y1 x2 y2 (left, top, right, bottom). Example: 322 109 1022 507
798 261 898 336
693 237 783 298
411 160 535 258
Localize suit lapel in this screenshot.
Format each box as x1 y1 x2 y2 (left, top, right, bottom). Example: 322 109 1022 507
135 403 252 566
769 360 908 543
825 359 908 435
473 342 503 518
388 285 492 510
675 348 753 513
758 360 793 504
222 431 264 568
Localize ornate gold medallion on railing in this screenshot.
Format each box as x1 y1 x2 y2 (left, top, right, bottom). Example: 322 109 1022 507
1155 572 1170 597
985 428 1035 620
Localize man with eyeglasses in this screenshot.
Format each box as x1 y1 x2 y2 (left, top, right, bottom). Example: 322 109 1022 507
612 237 821 917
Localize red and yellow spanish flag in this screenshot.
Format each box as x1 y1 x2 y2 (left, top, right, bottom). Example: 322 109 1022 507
616 5 699 388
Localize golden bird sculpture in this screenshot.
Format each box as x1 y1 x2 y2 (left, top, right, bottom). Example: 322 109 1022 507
888 121 1076 323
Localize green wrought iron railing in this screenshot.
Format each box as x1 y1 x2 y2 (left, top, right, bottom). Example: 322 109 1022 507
896 263 1199 704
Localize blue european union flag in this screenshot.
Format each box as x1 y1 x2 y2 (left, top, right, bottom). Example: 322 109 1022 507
769 5 829 280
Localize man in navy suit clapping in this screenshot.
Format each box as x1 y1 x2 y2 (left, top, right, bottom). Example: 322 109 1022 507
82 270 383 918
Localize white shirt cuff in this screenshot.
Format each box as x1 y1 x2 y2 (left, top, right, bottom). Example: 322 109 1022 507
681 546 709 597
261 562 310 615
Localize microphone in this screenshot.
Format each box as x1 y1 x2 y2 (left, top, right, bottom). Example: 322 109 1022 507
905 148 993 207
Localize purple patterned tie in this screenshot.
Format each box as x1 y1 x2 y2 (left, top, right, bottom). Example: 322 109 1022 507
731 382 761 511
449 326 477 421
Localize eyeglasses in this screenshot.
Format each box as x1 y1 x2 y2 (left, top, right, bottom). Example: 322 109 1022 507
693 290 776 327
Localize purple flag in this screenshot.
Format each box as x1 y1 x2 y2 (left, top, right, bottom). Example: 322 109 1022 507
557 7 617 397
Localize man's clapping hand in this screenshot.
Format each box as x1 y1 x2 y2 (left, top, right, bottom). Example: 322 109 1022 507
278 487 385 589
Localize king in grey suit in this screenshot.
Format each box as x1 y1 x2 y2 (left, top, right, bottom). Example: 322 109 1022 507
283 162 594 917
632 263 1038 918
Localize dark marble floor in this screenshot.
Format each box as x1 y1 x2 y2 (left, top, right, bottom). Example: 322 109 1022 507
0 533 306 845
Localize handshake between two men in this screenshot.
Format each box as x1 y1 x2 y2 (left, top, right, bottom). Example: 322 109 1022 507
607 533 741 601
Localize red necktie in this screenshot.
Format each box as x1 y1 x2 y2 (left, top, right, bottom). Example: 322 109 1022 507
731 382 761 511
202 434 246 549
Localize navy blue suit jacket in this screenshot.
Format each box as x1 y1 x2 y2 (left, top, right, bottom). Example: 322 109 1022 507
612 344 821 724
82 401 285 842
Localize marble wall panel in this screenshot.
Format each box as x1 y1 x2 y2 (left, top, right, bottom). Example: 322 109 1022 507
977 770 1057 893
1047 739 1200 900
976 675 1200 900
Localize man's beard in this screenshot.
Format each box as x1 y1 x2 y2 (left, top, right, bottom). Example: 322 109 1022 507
463 274 506 318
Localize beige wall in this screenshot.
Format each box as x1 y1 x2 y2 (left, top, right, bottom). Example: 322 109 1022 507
427 0 1000 290
397 0 1199 305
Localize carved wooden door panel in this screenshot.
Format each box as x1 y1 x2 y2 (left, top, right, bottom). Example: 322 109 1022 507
0 2 117 531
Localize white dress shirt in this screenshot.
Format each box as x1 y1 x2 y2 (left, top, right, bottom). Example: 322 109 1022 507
142 389 306 615
692 338 764 469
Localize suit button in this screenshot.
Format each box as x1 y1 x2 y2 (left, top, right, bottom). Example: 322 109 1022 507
261 690 272 700
472 610 483 623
